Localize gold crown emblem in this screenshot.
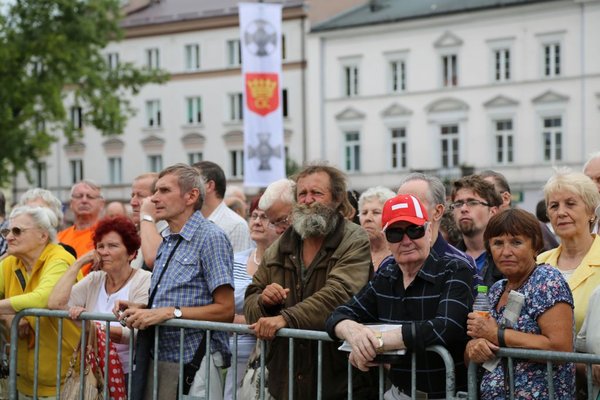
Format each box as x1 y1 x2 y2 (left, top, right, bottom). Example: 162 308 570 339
247 78 277 109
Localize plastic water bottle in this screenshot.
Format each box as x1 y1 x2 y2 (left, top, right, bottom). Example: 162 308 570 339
473 285 491 318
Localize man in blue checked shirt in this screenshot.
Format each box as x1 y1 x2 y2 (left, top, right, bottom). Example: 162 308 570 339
327 194 474 399
116 163 234 400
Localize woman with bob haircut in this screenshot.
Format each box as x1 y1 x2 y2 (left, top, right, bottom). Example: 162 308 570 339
466 208 575 399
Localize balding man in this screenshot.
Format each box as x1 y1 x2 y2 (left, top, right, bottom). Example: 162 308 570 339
58 180 105 273
584 152 600 234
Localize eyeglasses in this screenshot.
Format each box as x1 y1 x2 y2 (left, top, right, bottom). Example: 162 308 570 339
0 227 31 239
71 193 102 200
449 199 491 211
385 224 427 243
250 213 269 222
268 215 291 230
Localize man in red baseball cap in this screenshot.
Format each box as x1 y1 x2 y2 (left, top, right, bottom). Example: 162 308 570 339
327 194 474 399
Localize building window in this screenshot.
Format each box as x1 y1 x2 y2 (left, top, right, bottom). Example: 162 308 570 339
344 131 361 172
440 124 459 168
389 60 406 92
281 34 286 60
107 52 119 70
146 100 161 127
390 127 407 170
185 44 200 71
188 152 203 164
343 65 359 97
70 159 83 184
542 117 562 161
230 150 244 178
228 93 243 121
71 106 83 130
34 161 47 188
543 43 561 77
282 89 288 118
146 48 160 69
494 49 510 82
442 54 458 87
186 97 202 124
227 39 241 66
494 120 514 164
108 157 122 184
148 155 163 173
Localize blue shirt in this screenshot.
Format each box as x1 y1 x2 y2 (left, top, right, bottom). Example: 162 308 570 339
432 232 481 289
0 219 8 256
150 211 234 365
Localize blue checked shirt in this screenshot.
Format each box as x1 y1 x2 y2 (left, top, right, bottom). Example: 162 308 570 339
150 211 234 365
0 219 8 256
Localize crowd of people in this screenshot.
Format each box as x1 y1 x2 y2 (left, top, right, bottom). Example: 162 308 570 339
0 151 599 399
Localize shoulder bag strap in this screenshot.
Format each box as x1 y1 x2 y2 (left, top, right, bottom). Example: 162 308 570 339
147 236 182 308
14 270 26 291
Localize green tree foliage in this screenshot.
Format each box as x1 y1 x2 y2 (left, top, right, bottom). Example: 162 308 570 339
0 0 168 185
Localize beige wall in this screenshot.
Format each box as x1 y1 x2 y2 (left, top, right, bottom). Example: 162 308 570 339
306 0 367 25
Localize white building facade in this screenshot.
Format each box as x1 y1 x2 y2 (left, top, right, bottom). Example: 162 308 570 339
307 0 600 210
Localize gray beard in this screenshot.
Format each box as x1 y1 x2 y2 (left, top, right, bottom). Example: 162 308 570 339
292 202 338 239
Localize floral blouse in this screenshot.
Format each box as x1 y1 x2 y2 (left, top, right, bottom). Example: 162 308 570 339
480 264 575 400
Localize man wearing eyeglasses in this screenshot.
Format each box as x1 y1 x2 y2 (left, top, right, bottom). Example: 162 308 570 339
326 194 474 399
57 180 105 274
244 164 376 399
450 175 504 288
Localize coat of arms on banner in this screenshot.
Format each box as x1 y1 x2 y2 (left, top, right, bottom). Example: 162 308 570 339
245 73 279 116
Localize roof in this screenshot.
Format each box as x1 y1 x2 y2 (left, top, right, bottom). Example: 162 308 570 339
311 0 561 32
122 0 304 28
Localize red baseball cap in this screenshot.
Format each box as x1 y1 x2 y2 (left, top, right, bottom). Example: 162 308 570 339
382 194 429 231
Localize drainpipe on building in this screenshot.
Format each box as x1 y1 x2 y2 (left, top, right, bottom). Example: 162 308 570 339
301 11 307 165
319 36 326 160
579 3 586 166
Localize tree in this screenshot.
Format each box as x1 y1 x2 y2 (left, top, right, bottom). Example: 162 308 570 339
0 0 168 185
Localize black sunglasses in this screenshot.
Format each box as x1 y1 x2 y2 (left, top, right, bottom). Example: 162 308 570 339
0 227 31 239
385 224 426 243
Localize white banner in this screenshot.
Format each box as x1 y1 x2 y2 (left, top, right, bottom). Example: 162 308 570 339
239 2 285 188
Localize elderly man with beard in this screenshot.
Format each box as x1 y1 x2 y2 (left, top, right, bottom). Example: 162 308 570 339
244 164 376 400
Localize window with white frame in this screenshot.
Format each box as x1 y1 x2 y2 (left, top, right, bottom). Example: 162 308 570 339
542 117 562 162
188 152 203 164
441 54 458 87
186 97 202 124
543 43 561 77
227 40 241 66
343 64 359 97
146 100 161 127
108 157 122 184
440 124 459 168
185 44 200 71
390 127 407 170
228 93 243 121
344 131 361 172
148 155 163 173
389 60 406 93
146 48 159 69
70 159 83 184
71 106 83 130
230 149 244 178
34 161 47 188
494 48 510 82
107 52 119 70
494 119 514 164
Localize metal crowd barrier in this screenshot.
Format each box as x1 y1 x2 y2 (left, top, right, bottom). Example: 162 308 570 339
8 309 459 399
467 347 600 400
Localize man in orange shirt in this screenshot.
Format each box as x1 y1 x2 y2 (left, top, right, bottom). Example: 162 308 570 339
58 180 105 274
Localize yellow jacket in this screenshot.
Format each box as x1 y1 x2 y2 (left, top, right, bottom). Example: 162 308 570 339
0 243 81 397
537 234 600 332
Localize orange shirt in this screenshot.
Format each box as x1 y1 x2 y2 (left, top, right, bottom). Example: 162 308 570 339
57 224 96 275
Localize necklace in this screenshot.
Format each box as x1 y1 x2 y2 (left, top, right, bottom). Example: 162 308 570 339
253 249 261 265
106 268 134 301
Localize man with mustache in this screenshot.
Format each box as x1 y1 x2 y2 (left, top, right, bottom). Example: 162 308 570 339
450 175 503 288
244 164 376 399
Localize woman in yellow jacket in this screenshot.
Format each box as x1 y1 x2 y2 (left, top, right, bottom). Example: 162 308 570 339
537 170 600 332
0 205 80 398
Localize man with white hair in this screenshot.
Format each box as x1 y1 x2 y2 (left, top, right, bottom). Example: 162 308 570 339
259 178 295 235
584 151 600 233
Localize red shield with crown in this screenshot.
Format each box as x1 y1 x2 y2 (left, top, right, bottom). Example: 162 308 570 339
245 73 279 116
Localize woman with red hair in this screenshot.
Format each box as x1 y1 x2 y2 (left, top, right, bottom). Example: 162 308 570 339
49 215 151 392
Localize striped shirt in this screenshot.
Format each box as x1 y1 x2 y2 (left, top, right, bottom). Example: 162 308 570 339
326 248 474 398
151 211 234 365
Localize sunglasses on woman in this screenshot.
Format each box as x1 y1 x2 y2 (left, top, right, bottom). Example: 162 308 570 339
0 227 31 239
384 224 427 243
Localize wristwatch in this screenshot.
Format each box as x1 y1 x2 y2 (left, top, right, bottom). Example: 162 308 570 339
141 214 154 223
173 306 183 319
